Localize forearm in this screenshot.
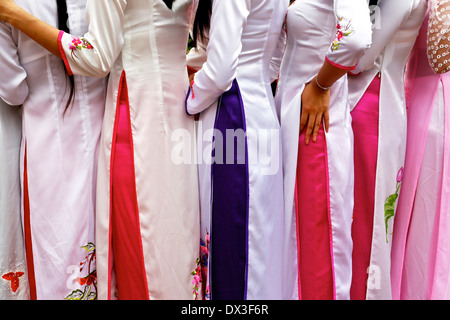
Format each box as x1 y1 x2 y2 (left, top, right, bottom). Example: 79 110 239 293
1 3 61 58
315 59 349 89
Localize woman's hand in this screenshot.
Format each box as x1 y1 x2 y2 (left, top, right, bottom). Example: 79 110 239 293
0 0 17 23
300 76 330 145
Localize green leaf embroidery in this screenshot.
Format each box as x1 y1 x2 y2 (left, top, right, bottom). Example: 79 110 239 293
65 288 85 301
384 168 403 243
81 242 95 253
64 243 97 300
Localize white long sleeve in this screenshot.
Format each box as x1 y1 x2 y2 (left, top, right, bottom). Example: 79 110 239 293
269 25 287 82
353 0 425 74
186 0 251 115
325 0 372 70
58 0 127 78
0 22 29 106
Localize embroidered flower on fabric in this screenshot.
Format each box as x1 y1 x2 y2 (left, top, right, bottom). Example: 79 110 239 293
331 17 354 52
384 167 403 243
191 232 210 300
192 265 201 300
69 36 94 56
2 271 25 293
65 242 97 300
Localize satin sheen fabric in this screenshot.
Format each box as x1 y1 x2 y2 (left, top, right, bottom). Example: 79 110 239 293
58 0 200 300
347 0 427 300
186 0 289 299
0 0 106 299
0 100 28 300
275 0 372 300
391 10 450 300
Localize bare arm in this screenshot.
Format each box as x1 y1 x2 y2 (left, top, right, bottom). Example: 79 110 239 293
1 0 127 78
0 0 61 58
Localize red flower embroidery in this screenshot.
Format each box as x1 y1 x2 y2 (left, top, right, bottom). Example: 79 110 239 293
2 272 25 293
331 17 354 52
75 272 96 286
65 242 97 300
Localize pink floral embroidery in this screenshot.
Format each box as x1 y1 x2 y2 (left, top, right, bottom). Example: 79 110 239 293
331 17 354 52
69 36 94 56
191 233 210 300
192 268 201 300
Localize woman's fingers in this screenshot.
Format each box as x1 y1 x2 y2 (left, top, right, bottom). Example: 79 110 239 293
300 80 330 144
311 112 322 143
299 108 309 134
324 109 330 133
300 105 321 145
304 113 316 145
